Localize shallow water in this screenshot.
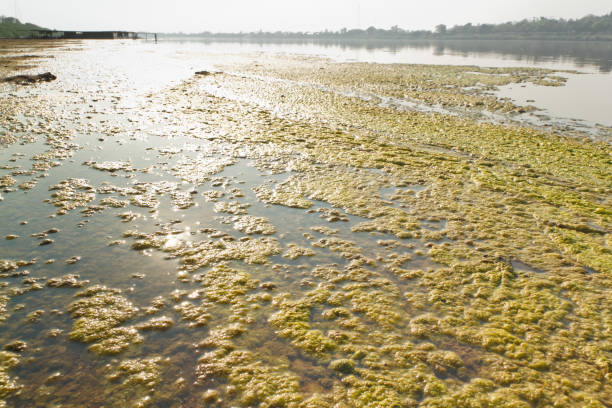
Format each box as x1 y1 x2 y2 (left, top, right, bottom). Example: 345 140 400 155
1 39 611 407
166 38 612 131
495 71 612 129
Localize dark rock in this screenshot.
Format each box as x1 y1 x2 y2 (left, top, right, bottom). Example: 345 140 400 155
2 72 57 85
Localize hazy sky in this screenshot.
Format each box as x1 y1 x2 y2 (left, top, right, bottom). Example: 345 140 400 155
2 0 611 33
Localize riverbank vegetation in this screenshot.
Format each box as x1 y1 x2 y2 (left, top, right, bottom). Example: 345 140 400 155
0 17 45 39
165 11 612 41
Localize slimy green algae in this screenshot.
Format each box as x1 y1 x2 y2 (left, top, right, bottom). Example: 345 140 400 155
269 286 338 355
136 316 174 331
68 286 142 355
232 215 276 235
214 55 571 114
173 301 211 327
197 348 303 407
148 57 612 407
105 357 167 408
311 226 339 236
171 156 235 185
0 296 8 323
0 176 16 189
48 178 96 215
283 243 316 260
0 351 21 407
193 264 307 407
85 160 133 173
253 183 313 209
1 44 611 407
99 196 128 208
214 200 250 215
200 263 259 304
177 237 281 270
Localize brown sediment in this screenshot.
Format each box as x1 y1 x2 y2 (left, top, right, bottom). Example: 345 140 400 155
0 41 57 73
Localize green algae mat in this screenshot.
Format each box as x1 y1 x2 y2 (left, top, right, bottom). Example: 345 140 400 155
0 42 611 407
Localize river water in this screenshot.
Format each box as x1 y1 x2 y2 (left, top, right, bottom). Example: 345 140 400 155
0 39 611 407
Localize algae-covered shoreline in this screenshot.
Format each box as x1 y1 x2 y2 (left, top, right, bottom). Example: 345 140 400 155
0 40 611 407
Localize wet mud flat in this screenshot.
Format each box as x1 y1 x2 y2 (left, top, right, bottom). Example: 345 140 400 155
0 40 611 407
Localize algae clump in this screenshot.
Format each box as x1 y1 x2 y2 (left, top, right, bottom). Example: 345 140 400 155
67 286 142 354
0 351 21 406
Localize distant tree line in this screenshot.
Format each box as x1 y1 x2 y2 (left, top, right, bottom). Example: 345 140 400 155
0 16 46 38
164 11 612 41
437 12 612 39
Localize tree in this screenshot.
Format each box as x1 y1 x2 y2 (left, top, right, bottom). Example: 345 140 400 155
435 24 447 34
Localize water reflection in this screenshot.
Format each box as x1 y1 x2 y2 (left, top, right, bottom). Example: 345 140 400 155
166 37 612 73
428 39 612 72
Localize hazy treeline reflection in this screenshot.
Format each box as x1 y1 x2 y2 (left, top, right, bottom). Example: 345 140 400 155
167 37 612 73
